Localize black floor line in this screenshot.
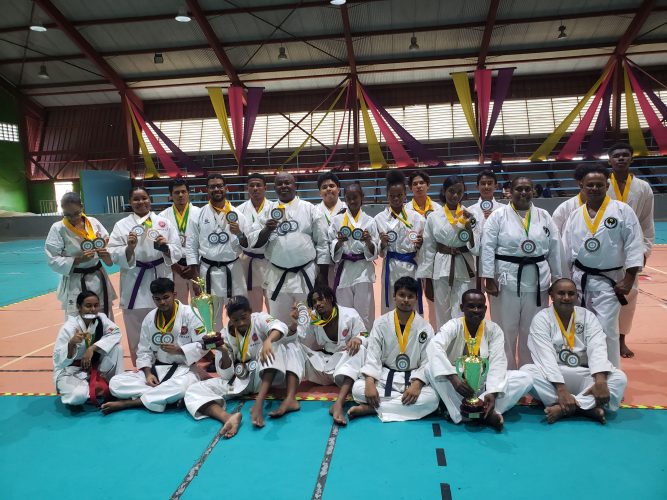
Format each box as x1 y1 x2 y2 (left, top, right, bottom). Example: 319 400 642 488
311 421 341 500
432 422 442 437
436 447 447 466
440 483 452 500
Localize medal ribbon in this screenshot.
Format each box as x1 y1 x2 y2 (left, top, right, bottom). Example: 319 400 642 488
342 210 361 230
172 204 190 233
576 194 583 207
233 324 252 362
393 310 415 354
510 203 531 237
444 204 466 227
79 316 97 348
412 196 433 217
554 309 576 349
253 199 266 222
390 207 413 229
209 200 231 214
155 301 179 334
310 306 338 327
63 214 97 241
462 317 485 356
610 173 632 203
582 195 610 236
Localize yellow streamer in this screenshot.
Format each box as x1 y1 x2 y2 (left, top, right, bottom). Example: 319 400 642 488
358 83 387 169
452 72 480 148
207 87 237 162
623 66 649 157
128 102 159 179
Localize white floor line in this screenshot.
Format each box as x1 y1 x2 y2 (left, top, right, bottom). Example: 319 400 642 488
646 265 667 276
0 342 55 369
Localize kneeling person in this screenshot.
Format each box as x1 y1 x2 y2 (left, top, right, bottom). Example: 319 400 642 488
350 277 439 422
185 296 289 433
103 278 207 414
297 286 367 425
521 278 627 424
427 289 532 430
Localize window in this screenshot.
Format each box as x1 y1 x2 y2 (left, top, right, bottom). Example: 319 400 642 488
0 122 19 142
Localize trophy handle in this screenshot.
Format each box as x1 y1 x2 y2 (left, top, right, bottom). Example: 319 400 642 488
191 306 204 325
455 358 464 378
481 357 490 377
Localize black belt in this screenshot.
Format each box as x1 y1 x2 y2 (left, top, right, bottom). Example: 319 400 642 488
437 243 475 286
177 258 187 266
270 261 314 301
151 360 179 383
384 366 412 397
201 256 238 298
574 259 628 306
495 254 546 306
72 261 109 317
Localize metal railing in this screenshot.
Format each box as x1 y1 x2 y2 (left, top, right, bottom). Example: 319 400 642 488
38 200 58 215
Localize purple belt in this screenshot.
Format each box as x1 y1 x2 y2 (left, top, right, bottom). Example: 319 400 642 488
243 251 265 290
333 253 366 293
128 257 165 309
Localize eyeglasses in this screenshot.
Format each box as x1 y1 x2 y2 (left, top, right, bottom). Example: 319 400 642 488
208 185 225 191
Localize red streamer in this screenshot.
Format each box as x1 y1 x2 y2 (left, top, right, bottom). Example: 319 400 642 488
228 86 245 161
626 64 667 155
474 69 493 152
129 102 182 178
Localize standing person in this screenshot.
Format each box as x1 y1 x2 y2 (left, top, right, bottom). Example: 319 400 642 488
562 164 643 368
315 172 347 286
53 291 124 407
158 179 201 305
237 173 273 313
375 171 426 315
607 143 655 358
328 182 379 330
107 187 182 365
186 174 250 330
551 164 589 236
45 192 117 319
481 176 563 369
417 176 478 330
521 278 627 424
349 277 439 422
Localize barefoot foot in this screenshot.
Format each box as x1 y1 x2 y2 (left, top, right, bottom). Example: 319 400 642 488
347 404 376 420
269 398 300 418
578 407 606 424
100 399 140 415
251 403 266 428
484 411 504 431
544 405 566 424
330 403 348 426
221 412 242 438
620 341 635 359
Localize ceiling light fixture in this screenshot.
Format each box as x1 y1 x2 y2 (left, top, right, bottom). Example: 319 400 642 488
278 46 288 60
37 64 50 79
409 33 419 51
30 21 47 32
557 23 568 39
175 6 191 23
154 53 164 64
330 0 347 5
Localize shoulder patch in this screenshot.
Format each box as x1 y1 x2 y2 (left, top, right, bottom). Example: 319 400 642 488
604 217 618 229
360 331 369 338
181 326 188 335
419 331 428 343
543 226 550 237
575 323 584 335
341 328 349 337
252 333 259 342
469 217 477 228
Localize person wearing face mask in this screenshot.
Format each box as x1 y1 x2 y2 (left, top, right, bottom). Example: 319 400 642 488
107 187 182 365
53 291 124 407
45 192 117 319
481 176 564 370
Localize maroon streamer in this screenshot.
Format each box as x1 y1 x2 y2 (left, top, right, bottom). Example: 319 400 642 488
585 79 613 159
486 68 514 141
241 88 264 165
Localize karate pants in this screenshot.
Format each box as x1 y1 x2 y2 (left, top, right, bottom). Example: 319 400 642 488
335 283 375 331
56 345 124 406
521 364 627 412
618 287 638 337
433 277 469 331
173 272 194 305
122 308 152 366
269 292 307 326
490 289 547 370
352 373 439 423
302 346 365 387
428 370 533 424
109 366 199 413
581 289 622 368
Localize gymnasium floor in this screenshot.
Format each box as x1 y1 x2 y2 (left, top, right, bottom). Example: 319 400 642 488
1 226 667 499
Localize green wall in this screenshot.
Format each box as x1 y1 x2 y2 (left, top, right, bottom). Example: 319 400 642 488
0 88 28 212
27 180 81 214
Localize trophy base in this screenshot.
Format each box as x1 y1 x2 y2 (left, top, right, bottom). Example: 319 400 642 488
201 332 223 350
461 398 485 420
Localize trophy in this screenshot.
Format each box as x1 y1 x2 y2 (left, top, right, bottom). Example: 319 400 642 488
454 337 489 419
191 277 223 349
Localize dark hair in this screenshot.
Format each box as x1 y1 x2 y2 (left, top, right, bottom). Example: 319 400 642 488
580 163 610 180
247 173 266 185
307 285 337 308
608 142 633 157
317 172 340 189
207 173 225 185
150 278 175 294
61 192 82 206
461 288 486 304
393 276 419 296
548 277 577 294
502 181 511 190
510 176 533 188
344 181 364 197
439 175 465 203
476 169 497 184
168 178 188 194
129 186 149 200
76 290 99 307
226 295 252 316
408 170 431 187
386 170 406 190
573 163 590 181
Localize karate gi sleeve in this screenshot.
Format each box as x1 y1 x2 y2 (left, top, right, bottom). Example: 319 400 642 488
53 323 76 370
374 214 388 258
258 313 289 345
235 211 251 250
328 217 343 263
107 222 135 269
297 324 322 350
213 348 235 380
135 317 156 370
582 311 614 375
360 322 384 381
180 310 208 365
426 323 458 380
561 214 575 271
415 215 436 279
411 324 434 384
162 218 183 265
485 323 509 395
480 211 500 279
621 207 646 269
527 312 564 385
468 210 483 257
637 186 655 258
185 214 201 266
545 214 566 280
347 312 370 347
311 204 331 265
364 219 380 261
44 225 75 275
94 314 122 354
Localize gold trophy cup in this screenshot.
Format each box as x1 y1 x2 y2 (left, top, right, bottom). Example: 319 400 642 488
191 277 223 349
454 337 489 419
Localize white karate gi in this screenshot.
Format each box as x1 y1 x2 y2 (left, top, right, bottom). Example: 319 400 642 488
109 303 206 412
45 217 117 318
53 313 124 405
328 210 379 330
248 196 329 324
315 199 347 286
352 311 439 422
562 199 644 367
480 204 564 369
185 312 289 419
465 197 504 234
426 318 532 423
416 207 480 330
552 195 583 236
158 203 201 304
107 213 182 364
374 207 426 314
608 175 655 338
237 199 274 312
299 305 367 387
521 306 627 411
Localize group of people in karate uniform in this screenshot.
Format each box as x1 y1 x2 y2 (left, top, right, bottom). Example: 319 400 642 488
48 142 653 436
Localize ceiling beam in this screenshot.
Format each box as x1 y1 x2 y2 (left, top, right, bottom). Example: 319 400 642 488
478 0 500 69
340 4 357 75
613 0 657 57
185 0 241 86
33 0 142 107
0 74 44 118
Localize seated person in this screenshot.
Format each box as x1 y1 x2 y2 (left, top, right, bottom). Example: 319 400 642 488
349 277 439 422
521 278 628 424
427 289 533 430
53 290 124 407
184 296 289 434
296 285 367 426
102 278 207 414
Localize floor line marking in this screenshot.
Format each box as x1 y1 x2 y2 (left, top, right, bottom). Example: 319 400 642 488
432 423 442 437
0 322 64 340
646 265 667 276
0 342 55 369
436 448 447 466
170 401 245 500
440 483 453 500
311 421 341 500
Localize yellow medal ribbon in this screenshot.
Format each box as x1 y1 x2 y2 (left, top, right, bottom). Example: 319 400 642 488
233 324 252 362
209 200 231 215
393 310 415 354
444 204 467 226
342 210 361 230
390 207 413 229
510 203 531 237
411 196 433 217
554 308 576 350
576 194 583 206
155 301 179 334
582 195 610 236
172 204 190 234
63 214 97 241
310 306 338 327
610 173 632 203
462 317 485 356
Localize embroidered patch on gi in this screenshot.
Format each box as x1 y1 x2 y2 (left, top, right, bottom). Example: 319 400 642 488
543 226 550 237
575 323 584 335
252 333 259 341
107 327 114 333
604 217 618 229
469 217 477 228
341 328 349 337
159 220 166 228
203 218 210 224
419 331 428 343
360 331 369 338
265 316 275 324
181 326 188 334
195 326 205 335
